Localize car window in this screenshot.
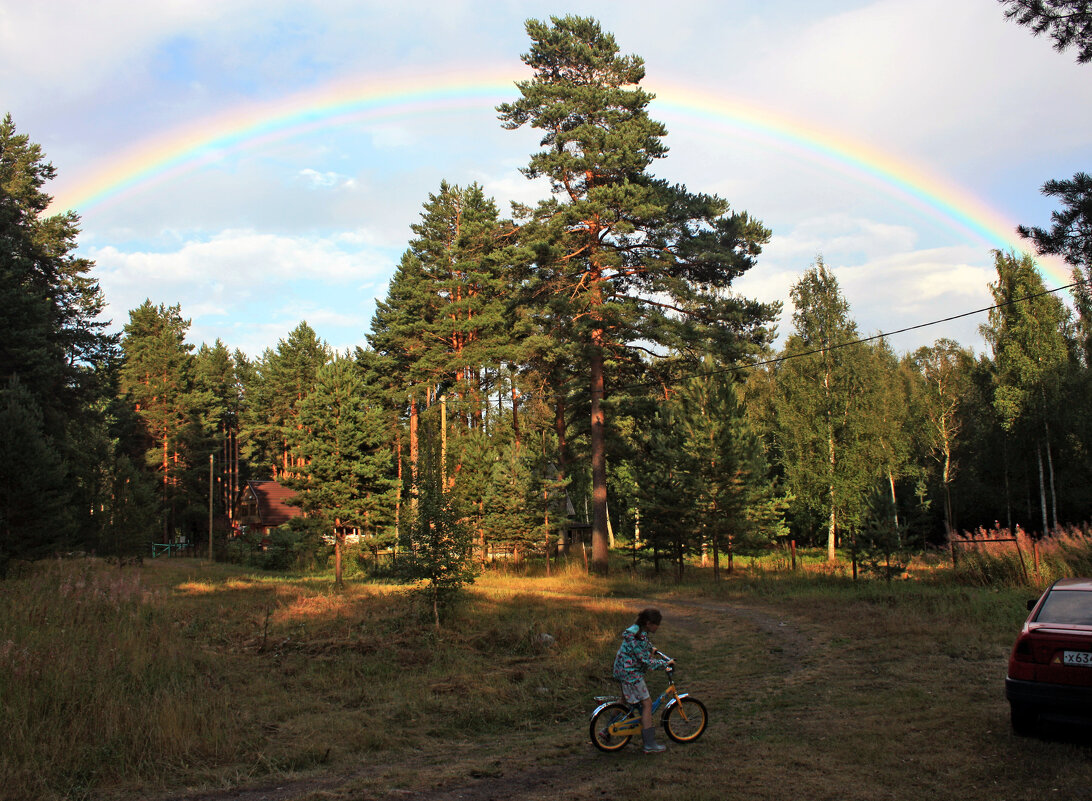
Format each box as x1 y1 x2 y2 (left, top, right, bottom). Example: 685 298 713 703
1035 589 1092 625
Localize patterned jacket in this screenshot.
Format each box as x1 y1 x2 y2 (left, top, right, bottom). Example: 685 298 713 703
612 624 670 683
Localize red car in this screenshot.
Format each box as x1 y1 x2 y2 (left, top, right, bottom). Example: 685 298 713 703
1006 578 1092 735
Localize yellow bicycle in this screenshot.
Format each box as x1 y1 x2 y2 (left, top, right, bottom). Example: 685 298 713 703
590 655 708 752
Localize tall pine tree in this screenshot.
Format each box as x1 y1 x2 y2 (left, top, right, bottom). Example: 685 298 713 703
498 16 776 573
119 301 196 540
290 355 396 587
1 115 117 560
243 322 330 481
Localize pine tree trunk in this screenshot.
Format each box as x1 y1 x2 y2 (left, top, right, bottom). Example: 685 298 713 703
606 497 615 549
1044 418 1057 532
395 429 402 536
712 527 720 582
1037 442 1049 537
162 426 170 541
512 385 520 447
590 340 609 574
825 499 834 563
544 492 551 577
554 396 568 478
335 526 344 589
409 397 419 513
479 499 486 567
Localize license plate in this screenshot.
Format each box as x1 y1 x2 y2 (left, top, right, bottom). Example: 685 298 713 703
1063 651 1092 666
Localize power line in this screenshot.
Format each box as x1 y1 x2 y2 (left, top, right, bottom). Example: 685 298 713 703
611 277 1088 394
412 277 1087 411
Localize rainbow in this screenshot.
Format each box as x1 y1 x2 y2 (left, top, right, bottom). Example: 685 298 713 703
48 67 1071 286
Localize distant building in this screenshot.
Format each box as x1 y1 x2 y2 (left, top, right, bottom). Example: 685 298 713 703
236 480 302 537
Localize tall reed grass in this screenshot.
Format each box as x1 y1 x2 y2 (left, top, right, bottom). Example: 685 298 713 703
0 559 237 800
950 524 1092 588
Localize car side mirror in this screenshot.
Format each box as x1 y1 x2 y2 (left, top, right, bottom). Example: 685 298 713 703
1026 599 1037 611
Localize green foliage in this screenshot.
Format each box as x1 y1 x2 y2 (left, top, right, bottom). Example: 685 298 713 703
0 377 72 574
396 481 478 626
243 322 330 480
482 440 548 558
98 452 158 559
190 339 245 518
288 354 397 585
224 518 330 572
981 251 1071 432
290 356 396 531
1 115 118 564
676 362 787 556
910 339 975 535
1016 171 1092 364
852 490 913 582
1000 0 1092 63
119 300 197 538
772 259 879 556
499 15 777 571
979 251 1078 534
367 182 508 422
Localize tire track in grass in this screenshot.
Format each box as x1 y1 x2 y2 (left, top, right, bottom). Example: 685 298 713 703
361 596 816 801
152 595 811 801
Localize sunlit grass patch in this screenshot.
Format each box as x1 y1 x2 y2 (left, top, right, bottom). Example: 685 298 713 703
1 557 634 800
6 553 1092 801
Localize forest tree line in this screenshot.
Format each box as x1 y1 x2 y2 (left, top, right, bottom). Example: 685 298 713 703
3 15 1092 578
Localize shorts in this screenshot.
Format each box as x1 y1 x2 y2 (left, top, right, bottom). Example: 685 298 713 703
620 678 650 705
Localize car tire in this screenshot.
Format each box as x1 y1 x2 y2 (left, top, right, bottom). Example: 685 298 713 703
1009 702 1037 737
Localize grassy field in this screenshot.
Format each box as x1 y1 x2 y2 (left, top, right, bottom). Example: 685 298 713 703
2 555 1091 801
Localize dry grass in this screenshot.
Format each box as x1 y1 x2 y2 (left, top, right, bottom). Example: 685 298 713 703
3 556 1092 801
950 524 1092 588
0 558 631 801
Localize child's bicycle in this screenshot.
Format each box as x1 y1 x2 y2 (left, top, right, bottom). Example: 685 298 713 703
589 653 708 752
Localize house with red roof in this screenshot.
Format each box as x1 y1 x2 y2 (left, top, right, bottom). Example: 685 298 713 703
236 480 303 537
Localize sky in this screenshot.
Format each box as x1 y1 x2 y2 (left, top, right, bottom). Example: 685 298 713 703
3 0 1090 358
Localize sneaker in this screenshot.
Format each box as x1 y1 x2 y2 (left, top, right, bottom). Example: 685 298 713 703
642 742 667 754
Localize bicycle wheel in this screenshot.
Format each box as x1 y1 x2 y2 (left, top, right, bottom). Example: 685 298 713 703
662 696 708 743
590 702 635 752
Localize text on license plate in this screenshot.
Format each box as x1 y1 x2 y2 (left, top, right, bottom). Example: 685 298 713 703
1063 651 1092 666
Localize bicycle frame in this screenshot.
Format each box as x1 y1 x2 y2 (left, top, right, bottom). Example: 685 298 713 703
591 664 696 738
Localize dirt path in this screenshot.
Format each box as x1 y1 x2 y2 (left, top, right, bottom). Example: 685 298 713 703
156 596 813 801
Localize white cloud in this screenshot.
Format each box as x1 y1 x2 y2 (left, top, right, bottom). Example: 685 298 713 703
738 242 994 352
730 0 1092 168
297 168 355 189
93 228 389 285
91 229 394 350
763 214 919 264
476 170 552 215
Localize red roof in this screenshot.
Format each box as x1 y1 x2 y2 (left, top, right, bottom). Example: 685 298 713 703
245 480 303 527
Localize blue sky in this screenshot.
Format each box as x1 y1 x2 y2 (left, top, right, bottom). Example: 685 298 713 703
4 1 1090 356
